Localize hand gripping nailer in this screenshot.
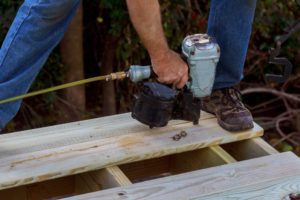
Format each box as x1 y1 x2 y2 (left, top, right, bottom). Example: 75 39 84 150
128 34 220 128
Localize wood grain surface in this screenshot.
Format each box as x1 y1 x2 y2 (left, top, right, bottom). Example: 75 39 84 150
0 112 263 190
63 152 300 200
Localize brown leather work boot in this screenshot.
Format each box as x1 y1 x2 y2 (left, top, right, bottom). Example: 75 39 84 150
202 87 254 131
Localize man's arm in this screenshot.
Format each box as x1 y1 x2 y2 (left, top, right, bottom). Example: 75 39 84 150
126 0 188 88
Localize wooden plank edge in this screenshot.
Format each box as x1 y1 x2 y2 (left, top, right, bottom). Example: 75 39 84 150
60 152 300 200
250 137 278 154
198 176 300 200
1 112 215 139
75 166 132 195
209 145 237 163
221 136 278 161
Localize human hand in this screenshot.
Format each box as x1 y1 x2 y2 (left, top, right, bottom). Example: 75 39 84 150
151 50 189 89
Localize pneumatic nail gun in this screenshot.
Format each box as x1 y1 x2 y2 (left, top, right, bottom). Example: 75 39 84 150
127 34 220 128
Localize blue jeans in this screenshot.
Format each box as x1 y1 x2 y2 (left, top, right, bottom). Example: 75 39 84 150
208 0 257 89
0 0 257 129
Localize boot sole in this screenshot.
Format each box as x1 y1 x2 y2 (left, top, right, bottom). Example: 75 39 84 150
201 109 254 132
217 117 254 132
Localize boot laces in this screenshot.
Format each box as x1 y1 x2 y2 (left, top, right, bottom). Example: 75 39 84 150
222 87 244 110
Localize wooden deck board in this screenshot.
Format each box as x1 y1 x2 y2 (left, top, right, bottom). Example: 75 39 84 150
0 112 263 190
0 112 215 158
63 152 300 200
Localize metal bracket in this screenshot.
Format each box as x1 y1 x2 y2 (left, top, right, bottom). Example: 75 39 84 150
266 0 300 83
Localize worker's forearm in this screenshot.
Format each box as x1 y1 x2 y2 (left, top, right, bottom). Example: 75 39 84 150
126 0 169 60
126 0 189 88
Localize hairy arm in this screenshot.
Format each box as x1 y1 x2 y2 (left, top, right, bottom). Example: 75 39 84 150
126 0 188 88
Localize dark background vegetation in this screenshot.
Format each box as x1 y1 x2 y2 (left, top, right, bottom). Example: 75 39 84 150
0 1 299 154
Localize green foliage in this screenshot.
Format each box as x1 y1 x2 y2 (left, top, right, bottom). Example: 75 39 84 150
100 0 128 36
0 0 21 41
30 49 64 103
161 0 208 50
245 0 300 82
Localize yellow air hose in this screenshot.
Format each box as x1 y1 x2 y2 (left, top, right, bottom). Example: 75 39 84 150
0 71 127 105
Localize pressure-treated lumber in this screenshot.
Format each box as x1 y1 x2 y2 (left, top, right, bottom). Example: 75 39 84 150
169 146 235 174
222 137 278 160
75 166 131 194
119 146 236 183
208 145 237 163
0 176 75 200
26 176 75 199
0 112 263 190
0 112 214 159
0 166 131 200
0 187 27 200
62 152 300 200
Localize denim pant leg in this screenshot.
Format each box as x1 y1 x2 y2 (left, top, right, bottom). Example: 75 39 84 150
0 0 81 129
208 0 257 90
